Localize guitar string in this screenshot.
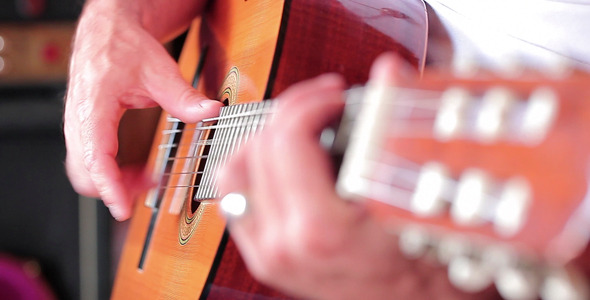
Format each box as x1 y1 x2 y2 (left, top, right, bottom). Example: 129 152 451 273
198 103 230 199
154 84 533 221
157 118 441 150
161 102 270 201
158 93 444 149
169 119 207 209
155 88 458 202
161 152 499 225
164 95 442 128
165 86 440 122
210 104 243 197
157 132 502 221
161 102 271 196
161 101 524 147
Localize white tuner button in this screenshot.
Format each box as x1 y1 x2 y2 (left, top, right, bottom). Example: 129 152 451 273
398 226 430 259
520 87 558 145
437 236 470 265
476 87 515 143
434 87 470 141
448 254 493 293
494 177 532 237
411 162 449 217
541 267 589 300
495 264 540 300
451 169 490 226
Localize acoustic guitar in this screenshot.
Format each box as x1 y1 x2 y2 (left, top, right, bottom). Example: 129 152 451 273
111 0 590 299
111 0 428 299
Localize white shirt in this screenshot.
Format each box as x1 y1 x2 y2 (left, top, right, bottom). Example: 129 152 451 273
425 0 590 72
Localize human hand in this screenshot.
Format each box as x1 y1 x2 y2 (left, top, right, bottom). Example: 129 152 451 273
63 1 222 220
217 53 501 299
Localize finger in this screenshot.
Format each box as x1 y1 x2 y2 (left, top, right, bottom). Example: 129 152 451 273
76 99 134 220
216 142 262 233
217 134 283 231
64 110 98 197
247 129 287 224
271 76 347 211
274 73 345 112
369 52 416 85
268 76 370 257
248 74 347 226
217 142 251 197
143 43 223 123
216 143 272 277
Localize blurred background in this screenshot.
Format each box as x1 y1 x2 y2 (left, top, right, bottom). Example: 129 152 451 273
0 0 114 299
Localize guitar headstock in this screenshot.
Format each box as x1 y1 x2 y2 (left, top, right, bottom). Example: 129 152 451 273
336 71 590 299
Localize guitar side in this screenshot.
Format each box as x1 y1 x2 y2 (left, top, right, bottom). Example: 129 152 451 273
111 0 428 299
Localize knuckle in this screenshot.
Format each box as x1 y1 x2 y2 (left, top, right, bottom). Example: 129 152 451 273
66 170 99 198
65 156 100 198
82 148 99 174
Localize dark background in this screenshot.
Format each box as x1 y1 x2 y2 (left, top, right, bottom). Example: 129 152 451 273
0 1 113 299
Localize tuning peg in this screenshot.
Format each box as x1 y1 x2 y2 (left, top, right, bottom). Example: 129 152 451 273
475 87 516 143
495 264 541 300
520 87 559 145
493 177 532 237
437 236 470 265
451 169 491 226
540 266 589 300
411 162 449 217
434 87 470 141
481 245 516 270
398 226 431 259
448 254 493 293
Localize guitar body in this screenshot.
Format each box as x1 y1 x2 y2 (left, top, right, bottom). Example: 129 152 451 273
111 0 428 299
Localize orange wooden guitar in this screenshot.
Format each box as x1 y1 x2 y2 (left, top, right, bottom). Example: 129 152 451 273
111 0 590 299
111 0 428 299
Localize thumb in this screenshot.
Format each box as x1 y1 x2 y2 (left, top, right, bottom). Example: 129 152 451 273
144 48 223 123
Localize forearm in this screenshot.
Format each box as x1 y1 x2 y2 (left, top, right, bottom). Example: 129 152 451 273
80 0 209 43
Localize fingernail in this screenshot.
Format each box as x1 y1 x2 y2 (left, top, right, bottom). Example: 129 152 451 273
199 99 223 109
317 73 345 86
